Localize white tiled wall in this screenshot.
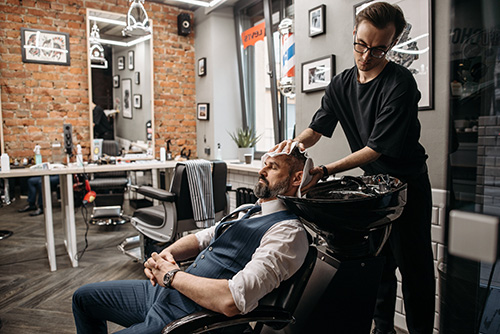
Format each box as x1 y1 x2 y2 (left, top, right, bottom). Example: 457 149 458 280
394 189 447 334
227 167 448 333
227 169 260 210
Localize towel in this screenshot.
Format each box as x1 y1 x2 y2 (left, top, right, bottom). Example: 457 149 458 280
183 159 215 228
261 141 314 198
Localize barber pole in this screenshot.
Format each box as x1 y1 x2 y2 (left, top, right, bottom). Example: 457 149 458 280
279 18 295 98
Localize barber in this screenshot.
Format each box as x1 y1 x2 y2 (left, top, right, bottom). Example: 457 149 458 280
272 2 434 334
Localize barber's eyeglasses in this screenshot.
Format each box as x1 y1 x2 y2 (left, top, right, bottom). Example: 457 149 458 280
353 32 390 59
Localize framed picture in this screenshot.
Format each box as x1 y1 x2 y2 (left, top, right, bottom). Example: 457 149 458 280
20 28 70 65
117 56 125 70
133 94 142 109
301 55 336 93
354 0 433 110
309 5 326 37
197 103 209 120
121 79 132 119
134 71 140 84
113 75 120 88
128 50 134 70
198 57 206 76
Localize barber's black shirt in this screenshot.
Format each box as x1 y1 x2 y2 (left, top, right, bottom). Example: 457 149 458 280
309 61 428 178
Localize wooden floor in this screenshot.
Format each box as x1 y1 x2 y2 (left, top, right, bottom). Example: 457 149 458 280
0 197 145 333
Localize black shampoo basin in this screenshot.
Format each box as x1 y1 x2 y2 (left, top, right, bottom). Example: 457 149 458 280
279 176 407 257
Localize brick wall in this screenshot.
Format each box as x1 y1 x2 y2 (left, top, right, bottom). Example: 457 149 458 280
0 0 196 161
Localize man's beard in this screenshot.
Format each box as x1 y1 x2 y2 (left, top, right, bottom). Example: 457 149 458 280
254 175 290 199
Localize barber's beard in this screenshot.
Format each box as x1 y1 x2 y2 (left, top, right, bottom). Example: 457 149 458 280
254 175 290 199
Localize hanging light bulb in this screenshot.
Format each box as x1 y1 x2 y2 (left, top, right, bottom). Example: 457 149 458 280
122 0 152 37
89 22 108 69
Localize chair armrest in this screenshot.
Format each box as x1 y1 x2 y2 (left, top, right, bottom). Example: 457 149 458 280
136 186 176 202
162 306 293 334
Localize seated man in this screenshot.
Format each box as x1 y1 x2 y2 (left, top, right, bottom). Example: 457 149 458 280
18 175 60 216
72 147 309 334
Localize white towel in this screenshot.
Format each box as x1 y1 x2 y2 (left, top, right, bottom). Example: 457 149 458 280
261 141 314 198
183 159 215 228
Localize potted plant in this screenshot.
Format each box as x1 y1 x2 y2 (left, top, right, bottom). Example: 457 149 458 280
229 127 261 162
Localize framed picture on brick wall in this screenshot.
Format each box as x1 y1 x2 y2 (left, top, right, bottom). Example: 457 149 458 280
21 28 70 65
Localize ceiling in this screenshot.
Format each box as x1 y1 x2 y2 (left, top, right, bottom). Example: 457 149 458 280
89 0 238 40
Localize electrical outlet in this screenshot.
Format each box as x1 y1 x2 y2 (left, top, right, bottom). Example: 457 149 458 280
204 147 211 155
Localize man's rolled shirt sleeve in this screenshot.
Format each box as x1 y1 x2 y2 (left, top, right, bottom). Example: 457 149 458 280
228 221 309 314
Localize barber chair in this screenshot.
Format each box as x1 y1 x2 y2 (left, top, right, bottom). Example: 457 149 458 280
88 140 129 225
162 245 317 334
124 161 227 261
278 175 407 333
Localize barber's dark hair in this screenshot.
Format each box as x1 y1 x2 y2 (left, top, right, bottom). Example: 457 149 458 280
355 2 406 42
285 146 307 175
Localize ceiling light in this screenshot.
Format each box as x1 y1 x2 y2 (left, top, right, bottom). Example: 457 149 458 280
123 0 152 37
88 16 126 26
89 22 108 69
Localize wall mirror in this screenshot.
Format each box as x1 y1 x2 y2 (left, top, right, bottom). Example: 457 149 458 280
86 8 154 159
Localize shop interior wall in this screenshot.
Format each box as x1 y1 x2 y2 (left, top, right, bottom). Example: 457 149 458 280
294 0 450 189
194 6 241 161
0 0 196 161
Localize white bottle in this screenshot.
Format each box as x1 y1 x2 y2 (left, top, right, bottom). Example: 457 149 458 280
76 144 84 166
1 153 10 172
51 138 62 164
34 145 42 165
160 147 166 162
216 143 222 161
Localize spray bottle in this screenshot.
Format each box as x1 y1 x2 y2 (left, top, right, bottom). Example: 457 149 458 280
34 145 42 165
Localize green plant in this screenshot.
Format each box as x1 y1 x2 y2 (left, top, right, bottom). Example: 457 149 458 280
228 127 261 148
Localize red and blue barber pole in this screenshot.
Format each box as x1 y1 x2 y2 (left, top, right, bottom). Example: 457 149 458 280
279 18 295 98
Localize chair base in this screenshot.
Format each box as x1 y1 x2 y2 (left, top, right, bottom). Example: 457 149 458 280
91 205 128 226
117 235 142 262
91 217 128 226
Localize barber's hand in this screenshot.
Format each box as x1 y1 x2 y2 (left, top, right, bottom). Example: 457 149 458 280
269 139 305 154
300 166 324 194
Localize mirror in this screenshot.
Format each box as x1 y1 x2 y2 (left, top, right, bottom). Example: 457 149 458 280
86 8 154 159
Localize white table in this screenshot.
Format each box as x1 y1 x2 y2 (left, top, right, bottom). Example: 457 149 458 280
0 160 177 271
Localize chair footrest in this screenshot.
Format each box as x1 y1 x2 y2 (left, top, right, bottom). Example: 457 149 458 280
162 307 293 334
92 205 122 218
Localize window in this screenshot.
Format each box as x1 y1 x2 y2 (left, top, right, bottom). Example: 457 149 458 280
235 0 295 154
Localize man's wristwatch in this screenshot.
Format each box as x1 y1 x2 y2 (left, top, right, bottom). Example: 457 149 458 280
319 165 329 181
163 268 180 289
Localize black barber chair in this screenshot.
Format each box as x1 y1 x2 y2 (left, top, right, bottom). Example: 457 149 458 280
128 161 227 261
88 140 129 225
162 245 317 334
279 175 407 333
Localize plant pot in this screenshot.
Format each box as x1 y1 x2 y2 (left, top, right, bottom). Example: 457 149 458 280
238 147 254 163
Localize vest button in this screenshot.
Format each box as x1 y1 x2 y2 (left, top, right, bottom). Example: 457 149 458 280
208 247 213 251
201 255 205 259
193 263 197 268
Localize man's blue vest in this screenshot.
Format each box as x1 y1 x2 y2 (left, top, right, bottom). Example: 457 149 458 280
158 207 299 320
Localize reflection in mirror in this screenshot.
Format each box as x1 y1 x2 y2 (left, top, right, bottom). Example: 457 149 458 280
86 8 154 159
0 85 3 155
